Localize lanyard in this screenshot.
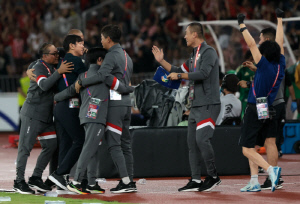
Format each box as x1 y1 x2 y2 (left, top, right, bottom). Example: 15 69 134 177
122 49 127 78
193 44 202 72
84 72 92 97
84 71 108 101
252 65 280 98
61 59 69 87
40 60 52 76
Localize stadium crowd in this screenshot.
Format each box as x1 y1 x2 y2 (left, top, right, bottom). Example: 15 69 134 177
0 0 300 77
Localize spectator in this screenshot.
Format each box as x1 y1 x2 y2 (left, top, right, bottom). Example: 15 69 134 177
216 74 241 125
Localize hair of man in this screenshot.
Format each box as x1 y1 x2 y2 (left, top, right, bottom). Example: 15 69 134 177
261 27 276 41
187 22 204 39
87 47 108 64
101 25 122 43
39 43 53 58
259 40 281 63
63 35 83 52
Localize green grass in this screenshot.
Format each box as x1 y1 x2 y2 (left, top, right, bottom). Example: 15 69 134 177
0 192 128 204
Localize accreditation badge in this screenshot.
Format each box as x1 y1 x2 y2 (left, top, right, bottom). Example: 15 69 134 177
69 98 80 108
110 90 122 100
86 97 101 119
256 97 269 119
188 82 195 101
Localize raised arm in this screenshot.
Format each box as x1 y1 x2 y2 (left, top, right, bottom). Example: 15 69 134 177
237 14 262 64
152 45 172 72
275 8 284 55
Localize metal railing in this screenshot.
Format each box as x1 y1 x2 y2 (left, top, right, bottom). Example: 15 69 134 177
0 75 20 92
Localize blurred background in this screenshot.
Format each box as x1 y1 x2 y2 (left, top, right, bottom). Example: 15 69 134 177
1 0 300 131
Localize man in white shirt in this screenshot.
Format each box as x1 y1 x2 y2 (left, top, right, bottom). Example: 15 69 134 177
216 74 241 125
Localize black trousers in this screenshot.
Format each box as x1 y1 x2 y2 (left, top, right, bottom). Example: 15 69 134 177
54 100 85 175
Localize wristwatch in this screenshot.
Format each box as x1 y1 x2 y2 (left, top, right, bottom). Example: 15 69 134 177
78 79 82 86
177 74 182 79
246 81 251 88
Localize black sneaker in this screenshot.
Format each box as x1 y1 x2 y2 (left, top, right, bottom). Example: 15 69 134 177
13 180 35 194
178 179 202 192
129 181 137 192
198 176 221 192
44 178 56 189
28 176 51 192
86 182 105 194
67 180 90 195
110 180 137 193
261 176 283 190
258 166 265 173
48 171 68 190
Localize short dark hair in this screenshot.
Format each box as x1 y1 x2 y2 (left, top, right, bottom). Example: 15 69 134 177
259 40 281 63
101 25 122 43
187 22 204 39
87 47 107 64
222 74 239 93
63 35 83 52
38 43 53 58
261 27 276 41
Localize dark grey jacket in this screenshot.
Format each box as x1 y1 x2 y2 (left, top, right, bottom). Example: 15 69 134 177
21 60 62 123
171 41 220 107
81 44 133 107
54 64 133 125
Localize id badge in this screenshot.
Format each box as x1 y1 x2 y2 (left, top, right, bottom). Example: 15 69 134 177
256 97 269 119
69 98 80 108
86 97 101 119
188 83 195 101
110 90 122 100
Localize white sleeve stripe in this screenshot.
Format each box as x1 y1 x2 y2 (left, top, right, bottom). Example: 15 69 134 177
113 79 120 90
181 64 188 73
37 77 47 86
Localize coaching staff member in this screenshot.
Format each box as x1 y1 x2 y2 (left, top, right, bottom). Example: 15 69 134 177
75 25 136 193
152 22 221 192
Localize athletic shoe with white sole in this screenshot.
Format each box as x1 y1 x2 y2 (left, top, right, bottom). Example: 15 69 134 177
198 176 221 192
28 176 51 192
13 180 35 194
48 171 68 190
269 166 281 192
110 180 137 193
240 183 261 192
67 180 90 195
86 183 105 194
178 179 202 192
44 178 56 189
56 186 77 195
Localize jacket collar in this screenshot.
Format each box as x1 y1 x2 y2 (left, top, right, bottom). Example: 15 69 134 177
88 64 100 72
108 44 122 52
192 41 206 56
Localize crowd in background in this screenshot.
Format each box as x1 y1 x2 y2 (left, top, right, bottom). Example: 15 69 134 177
0 0 300 79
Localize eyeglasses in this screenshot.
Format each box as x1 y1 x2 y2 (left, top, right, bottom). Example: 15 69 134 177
44 52 59 56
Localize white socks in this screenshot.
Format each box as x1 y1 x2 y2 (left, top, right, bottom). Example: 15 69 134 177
250 175 259 185
122 177 130 184
192 179 201 183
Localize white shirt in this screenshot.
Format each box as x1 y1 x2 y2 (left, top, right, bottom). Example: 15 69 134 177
216 94 242 125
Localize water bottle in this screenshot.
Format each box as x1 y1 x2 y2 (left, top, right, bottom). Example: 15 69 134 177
44 201 66 204
44 191 58 197
0 196 11 201
137 178 146 185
